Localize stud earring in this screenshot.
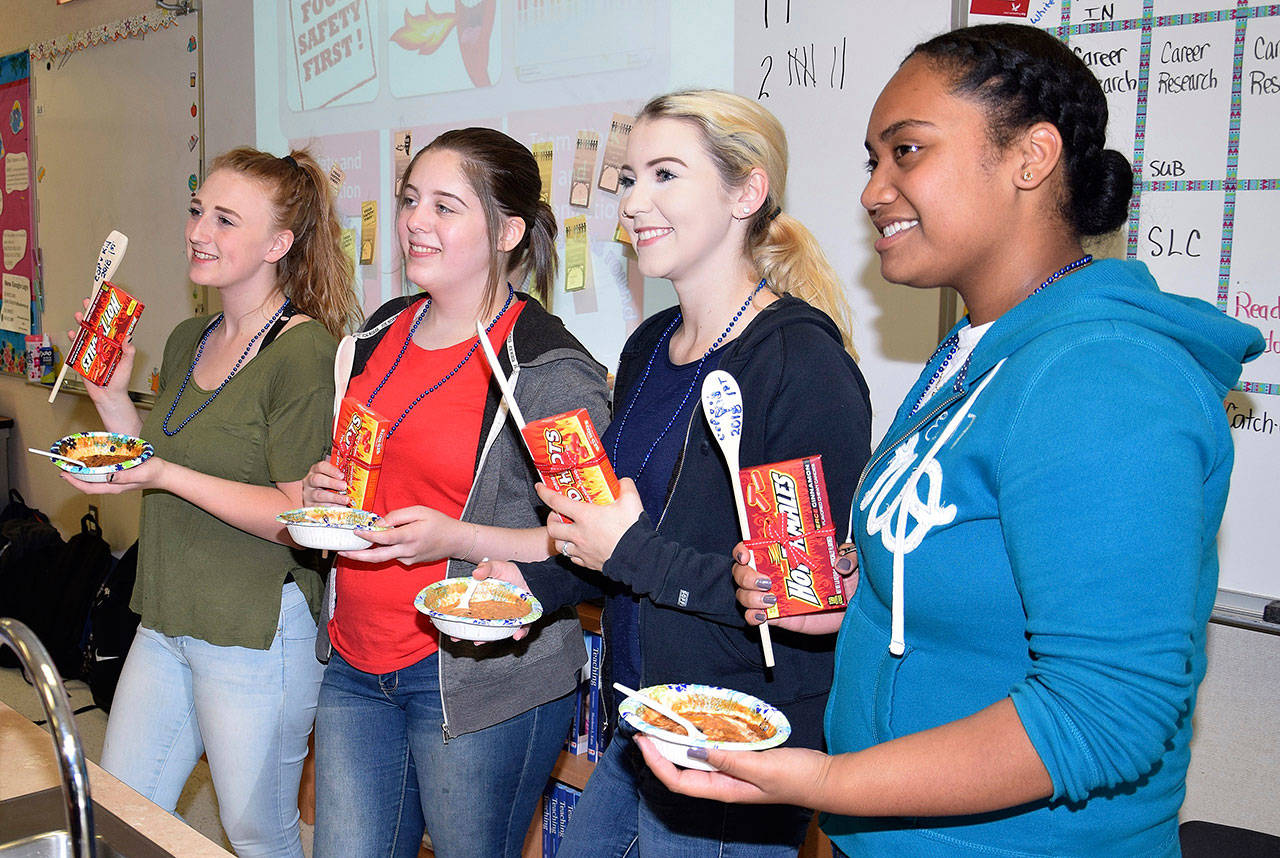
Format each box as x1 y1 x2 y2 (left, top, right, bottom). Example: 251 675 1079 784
1022 170 1034 182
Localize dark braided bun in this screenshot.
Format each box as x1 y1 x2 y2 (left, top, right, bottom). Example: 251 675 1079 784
909 24 1132 236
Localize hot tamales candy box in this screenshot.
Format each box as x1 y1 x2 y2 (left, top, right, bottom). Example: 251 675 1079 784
330 397 390 511
740 455 845 618
67 282 145 387
520 408 621 505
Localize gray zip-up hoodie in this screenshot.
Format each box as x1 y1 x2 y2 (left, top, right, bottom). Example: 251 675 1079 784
319 292 610 737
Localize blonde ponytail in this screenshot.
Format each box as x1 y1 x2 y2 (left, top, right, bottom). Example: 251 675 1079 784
755 212 856 358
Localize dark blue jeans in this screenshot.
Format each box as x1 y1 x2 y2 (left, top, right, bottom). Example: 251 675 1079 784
555 730 812 858
313 650 574 858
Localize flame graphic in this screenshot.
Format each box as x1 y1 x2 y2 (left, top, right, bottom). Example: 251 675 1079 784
390 3 457 55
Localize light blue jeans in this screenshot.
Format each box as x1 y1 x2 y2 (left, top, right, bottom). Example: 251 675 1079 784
100 582 324 858
554 730 812 858
313 650 575 858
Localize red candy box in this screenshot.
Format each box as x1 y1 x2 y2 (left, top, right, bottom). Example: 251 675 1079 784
520 408 621 506
67 282 144 387
739 455 846 618
330 397 390 511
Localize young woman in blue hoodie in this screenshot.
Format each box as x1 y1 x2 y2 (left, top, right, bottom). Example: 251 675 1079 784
639 24 1264 858
478 90 871 857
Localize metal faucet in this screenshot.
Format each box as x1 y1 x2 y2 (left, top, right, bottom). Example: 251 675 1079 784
0 618 95 858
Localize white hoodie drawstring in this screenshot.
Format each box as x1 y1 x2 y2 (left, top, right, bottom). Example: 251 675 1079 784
884 360 1007 656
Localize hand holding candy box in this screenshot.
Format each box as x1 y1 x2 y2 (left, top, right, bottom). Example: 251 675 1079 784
66 282 145 387
520 409 621 506
739 455 845 619
329 397 390 510
473 319 620 508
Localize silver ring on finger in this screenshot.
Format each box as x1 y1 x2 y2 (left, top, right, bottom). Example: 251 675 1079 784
561 541 575 558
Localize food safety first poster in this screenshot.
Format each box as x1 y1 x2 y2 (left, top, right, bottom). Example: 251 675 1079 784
0 50 36 376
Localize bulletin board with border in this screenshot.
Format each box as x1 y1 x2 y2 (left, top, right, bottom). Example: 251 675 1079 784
30 9 204 402
0 50 37 378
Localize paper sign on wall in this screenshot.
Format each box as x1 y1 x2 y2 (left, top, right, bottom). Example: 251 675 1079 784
1 273 31 334
4 152 28 192
2 229 24 270
359 200 376 265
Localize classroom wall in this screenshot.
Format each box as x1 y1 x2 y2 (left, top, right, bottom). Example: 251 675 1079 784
0 0 253 552
0 0 1275 839
1182 622 1280 833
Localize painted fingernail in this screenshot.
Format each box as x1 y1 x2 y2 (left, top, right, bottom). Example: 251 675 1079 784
836 557 854 575
755 577 771 590
753 612 768 623
686 747 709 760
762 594 777 606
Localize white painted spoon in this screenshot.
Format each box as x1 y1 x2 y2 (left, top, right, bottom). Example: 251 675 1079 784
50 230 128 403
28 447 84 467
331 334 356 435
613 682 705 740
455 577 479 612
700 370 776 668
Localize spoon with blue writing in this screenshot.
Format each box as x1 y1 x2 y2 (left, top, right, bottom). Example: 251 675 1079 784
700 370 776 668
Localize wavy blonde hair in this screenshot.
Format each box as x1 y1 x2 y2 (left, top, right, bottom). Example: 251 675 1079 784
637 90 856 357
209 147 361 338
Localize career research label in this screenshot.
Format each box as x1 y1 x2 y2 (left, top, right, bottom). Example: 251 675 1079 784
289 0 377 110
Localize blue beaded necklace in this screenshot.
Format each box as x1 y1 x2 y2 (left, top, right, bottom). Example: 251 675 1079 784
908 254 1093 417
611 278 767 479
367 283 515 440
162 298 292 436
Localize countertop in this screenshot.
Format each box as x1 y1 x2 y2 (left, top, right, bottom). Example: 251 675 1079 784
0 701 233 857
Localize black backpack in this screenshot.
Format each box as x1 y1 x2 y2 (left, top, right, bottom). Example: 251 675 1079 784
81 541 140 712
46 511 114 680
0 490 66 668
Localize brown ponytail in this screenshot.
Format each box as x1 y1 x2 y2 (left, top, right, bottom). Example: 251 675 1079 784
399 128 559 309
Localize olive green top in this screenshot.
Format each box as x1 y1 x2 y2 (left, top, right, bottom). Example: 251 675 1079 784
134 315 336 649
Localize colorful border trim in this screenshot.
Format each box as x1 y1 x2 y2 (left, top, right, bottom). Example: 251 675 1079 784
1054 2 1279 394
30 11 178 61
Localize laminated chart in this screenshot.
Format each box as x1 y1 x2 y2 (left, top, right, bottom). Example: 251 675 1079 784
975 1 1280 395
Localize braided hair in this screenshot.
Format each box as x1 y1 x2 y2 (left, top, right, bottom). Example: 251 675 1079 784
909 24 1132 237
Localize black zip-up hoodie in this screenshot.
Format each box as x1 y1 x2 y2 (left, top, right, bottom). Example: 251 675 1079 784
521 295 871 750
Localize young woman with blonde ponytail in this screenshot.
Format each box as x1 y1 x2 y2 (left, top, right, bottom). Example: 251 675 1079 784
476 90 872 857
63 147 358 858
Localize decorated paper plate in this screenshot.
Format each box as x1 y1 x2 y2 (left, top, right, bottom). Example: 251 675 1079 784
618 683 791 771
276 506 386 551
414 578 543 642
51 432 153 483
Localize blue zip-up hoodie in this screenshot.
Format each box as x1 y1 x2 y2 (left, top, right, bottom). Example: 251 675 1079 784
824 259 1264 857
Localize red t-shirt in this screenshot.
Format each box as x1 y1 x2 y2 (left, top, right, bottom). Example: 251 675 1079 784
329 297 524 673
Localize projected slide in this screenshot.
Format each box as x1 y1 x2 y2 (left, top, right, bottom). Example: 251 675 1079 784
388 0 501 96
288 0 378 109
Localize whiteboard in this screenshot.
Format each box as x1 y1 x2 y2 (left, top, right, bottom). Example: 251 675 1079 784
33 13 203 400
965 1 1280 601
733 1 955 443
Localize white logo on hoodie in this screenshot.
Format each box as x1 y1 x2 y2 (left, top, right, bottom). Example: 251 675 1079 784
859 361 1005 655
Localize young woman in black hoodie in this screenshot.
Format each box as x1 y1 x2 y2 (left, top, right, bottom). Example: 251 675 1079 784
478 90 871 857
